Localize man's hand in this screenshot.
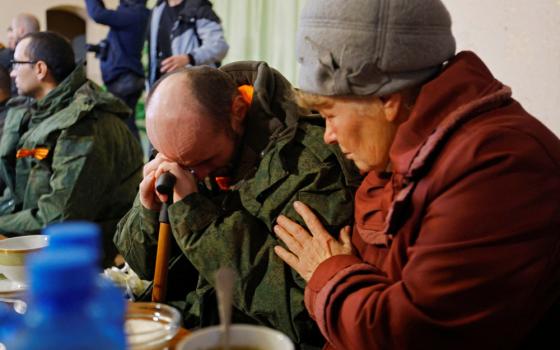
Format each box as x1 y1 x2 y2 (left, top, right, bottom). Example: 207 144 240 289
274 201 354 282
139 154 198 211
160 54 190 73
139 154 166 211
154 159 198 204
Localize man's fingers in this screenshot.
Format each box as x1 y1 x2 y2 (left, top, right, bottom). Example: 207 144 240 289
155 161 181 179
143 156 163 177
160 62 172 73
274 224 303 253
140 171 155 191
160 58 183 73
274 246 300 271
139 171 161 210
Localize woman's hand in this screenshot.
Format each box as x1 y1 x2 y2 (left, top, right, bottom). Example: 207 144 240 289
274 201 354 281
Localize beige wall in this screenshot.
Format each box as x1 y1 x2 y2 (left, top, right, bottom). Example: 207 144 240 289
442 0 560 136
0 0 119 85
1 0 559 136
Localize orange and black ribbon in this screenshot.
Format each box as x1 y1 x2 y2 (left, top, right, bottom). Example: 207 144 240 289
16 147 49 160
214 176 232 191
238 85 254 105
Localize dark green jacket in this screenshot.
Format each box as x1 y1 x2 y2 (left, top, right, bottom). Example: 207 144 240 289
115 61 360 348
0 66 143 265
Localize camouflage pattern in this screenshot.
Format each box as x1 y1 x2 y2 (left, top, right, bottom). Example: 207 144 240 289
114 61 361 349
0 65 144 266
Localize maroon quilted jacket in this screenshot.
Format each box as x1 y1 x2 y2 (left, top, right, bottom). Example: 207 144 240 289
304 51 560 350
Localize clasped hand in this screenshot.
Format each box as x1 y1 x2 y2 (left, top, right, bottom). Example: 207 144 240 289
139 153 198 211
274 201 354 282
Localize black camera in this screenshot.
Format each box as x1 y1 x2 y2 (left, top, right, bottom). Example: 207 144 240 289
86 40 109 61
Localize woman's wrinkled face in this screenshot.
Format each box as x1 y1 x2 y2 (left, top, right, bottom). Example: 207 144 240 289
318 96 398 174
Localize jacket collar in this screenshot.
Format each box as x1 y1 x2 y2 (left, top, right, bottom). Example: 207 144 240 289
29 65 88 126
354 51 514 244
390 51 512 178
14 65 130 144
221 61 302 182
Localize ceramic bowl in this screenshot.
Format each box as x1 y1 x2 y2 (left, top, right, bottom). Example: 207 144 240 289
0 235 49 283
177 324 295 350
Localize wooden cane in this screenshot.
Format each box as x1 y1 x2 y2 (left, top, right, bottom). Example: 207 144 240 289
152 172 176 302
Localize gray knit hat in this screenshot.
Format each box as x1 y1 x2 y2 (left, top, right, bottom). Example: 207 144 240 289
296 0 456 96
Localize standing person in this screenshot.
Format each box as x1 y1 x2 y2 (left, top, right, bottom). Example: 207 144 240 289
85 0 150 140
147 0 229 88
115 62 360 349
274 0 560 349
0 32 143 266
0 13 40 71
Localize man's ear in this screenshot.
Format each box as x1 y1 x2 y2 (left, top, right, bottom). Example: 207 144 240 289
34 60 49 81
230 94 249 133
381 93 403 123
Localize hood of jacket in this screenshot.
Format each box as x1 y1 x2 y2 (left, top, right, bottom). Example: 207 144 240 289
220 61 305 180
27 65 131 129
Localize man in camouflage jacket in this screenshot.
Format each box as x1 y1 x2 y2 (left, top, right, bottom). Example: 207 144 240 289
114 61 360 349
0 32 143 266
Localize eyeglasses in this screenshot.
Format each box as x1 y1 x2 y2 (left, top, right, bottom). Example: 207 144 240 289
10 60 37 67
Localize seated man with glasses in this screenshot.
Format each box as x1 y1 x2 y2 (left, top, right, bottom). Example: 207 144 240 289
0 31 143 266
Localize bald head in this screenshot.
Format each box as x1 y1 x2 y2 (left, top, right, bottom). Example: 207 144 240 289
146 72 210 163
146 67 243 158
146 67 251 178
8 13 40 49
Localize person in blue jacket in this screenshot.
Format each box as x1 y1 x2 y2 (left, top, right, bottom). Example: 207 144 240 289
147 0 229 87
85 0 150 140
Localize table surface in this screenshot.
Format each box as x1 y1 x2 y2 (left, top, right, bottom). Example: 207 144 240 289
0 235 193 349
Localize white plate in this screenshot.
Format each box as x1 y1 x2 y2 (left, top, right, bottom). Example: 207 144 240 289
0 277 26 295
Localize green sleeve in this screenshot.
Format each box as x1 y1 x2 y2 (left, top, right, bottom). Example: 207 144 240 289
113 195 160 280
168 156 354 346
0 133 112 234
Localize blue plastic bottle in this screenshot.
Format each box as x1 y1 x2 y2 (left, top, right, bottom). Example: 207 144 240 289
4 248 123 350
45 221 101 261
0 302 23 345
43 221 127 349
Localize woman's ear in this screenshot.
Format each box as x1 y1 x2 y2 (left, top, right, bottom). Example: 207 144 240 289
230 94 249 133
380 93 403 123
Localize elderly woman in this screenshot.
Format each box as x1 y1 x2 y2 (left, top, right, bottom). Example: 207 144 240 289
274 0 560 349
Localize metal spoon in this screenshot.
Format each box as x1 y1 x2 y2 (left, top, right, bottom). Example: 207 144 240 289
0 297 27 314
215 267 236 350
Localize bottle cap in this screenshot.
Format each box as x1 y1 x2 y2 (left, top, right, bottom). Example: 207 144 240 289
43 221 101 261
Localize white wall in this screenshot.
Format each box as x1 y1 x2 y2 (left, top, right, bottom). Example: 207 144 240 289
443 0 560 136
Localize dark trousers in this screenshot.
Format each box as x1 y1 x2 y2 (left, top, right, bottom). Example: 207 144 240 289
106 72 145 140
